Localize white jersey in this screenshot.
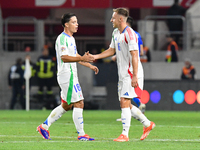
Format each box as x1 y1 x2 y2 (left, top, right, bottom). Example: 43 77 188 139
110 26 143 81
55 32 78 83
55 32 84 103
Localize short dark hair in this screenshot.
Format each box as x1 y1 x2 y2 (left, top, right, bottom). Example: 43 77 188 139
174 0 179 4
113 8 129 17
126 16 133 27
61 13 76 27
16 58 22 65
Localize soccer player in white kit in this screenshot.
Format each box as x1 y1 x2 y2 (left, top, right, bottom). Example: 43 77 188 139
37 13 99 141
92 8 155 142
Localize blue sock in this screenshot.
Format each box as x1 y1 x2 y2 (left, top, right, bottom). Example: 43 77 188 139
132 98 141 107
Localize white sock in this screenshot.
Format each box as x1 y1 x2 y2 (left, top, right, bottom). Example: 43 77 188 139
121 108 131 137
73 107 85 136
130 105 151 128
42 105 66 130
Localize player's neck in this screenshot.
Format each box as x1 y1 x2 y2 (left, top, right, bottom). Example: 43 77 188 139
118 23 127 34
63 29 73 37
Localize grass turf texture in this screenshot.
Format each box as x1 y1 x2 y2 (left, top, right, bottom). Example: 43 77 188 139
0 110 200 150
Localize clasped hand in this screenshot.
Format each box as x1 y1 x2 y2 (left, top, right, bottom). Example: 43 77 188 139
82 51 95 63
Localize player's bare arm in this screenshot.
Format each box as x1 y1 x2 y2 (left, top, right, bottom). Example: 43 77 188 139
61 51 94 63
111 55 117 62
77 54 99 75
130 50 139 88
140 45 144 56
92 47 115 60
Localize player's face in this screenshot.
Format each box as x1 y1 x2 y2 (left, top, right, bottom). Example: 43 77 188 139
110 12 119 28
67 16 78 33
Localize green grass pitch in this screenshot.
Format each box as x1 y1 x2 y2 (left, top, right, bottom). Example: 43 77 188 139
0 110 200 150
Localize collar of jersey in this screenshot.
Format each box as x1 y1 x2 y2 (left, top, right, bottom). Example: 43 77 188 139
122 26 129 33
62 32 71 37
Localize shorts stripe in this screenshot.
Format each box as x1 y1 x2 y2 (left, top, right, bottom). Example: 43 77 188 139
66 65 73 104
128 62 133 79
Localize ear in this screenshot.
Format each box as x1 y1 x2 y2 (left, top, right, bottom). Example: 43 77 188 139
65 22 69 28
119 16 122 22
119 16 124 22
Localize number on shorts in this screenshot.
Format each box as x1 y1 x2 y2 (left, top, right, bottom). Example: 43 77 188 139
74 84 81 93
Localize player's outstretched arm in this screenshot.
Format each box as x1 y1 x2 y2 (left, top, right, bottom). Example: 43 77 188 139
93 47 115 60
61 51 94 63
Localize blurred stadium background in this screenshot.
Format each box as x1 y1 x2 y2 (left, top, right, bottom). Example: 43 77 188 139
0 0 200 110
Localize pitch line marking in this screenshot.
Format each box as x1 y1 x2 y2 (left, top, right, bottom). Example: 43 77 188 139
2 122 200 128
1 135 200 143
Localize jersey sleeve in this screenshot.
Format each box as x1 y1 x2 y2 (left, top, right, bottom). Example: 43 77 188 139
61 46 68 56
109 30 116 49
125 29 139 52
59 35 69 56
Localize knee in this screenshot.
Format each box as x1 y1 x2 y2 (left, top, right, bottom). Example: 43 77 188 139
120 98 130 108
120 100 125 108
74 100 84 109
61 103 73 111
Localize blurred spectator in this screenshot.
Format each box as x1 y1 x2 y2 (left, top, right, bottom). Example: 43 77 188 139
36 46 55 99
140 39 151 63
24 46 31 52
166 0 186 48
8 58 25 109
47 41 56 62
165 35 178 62
181 58 196 80
140 46 151 63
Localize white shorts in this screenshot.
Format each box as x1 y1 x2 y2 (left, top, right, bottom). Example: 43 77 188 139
118 76 143 101
57 74 84 104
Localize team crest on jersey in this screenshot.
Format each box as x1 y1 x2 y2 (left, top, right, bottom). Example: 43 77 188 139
115 37 117 41
61 47 66 52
